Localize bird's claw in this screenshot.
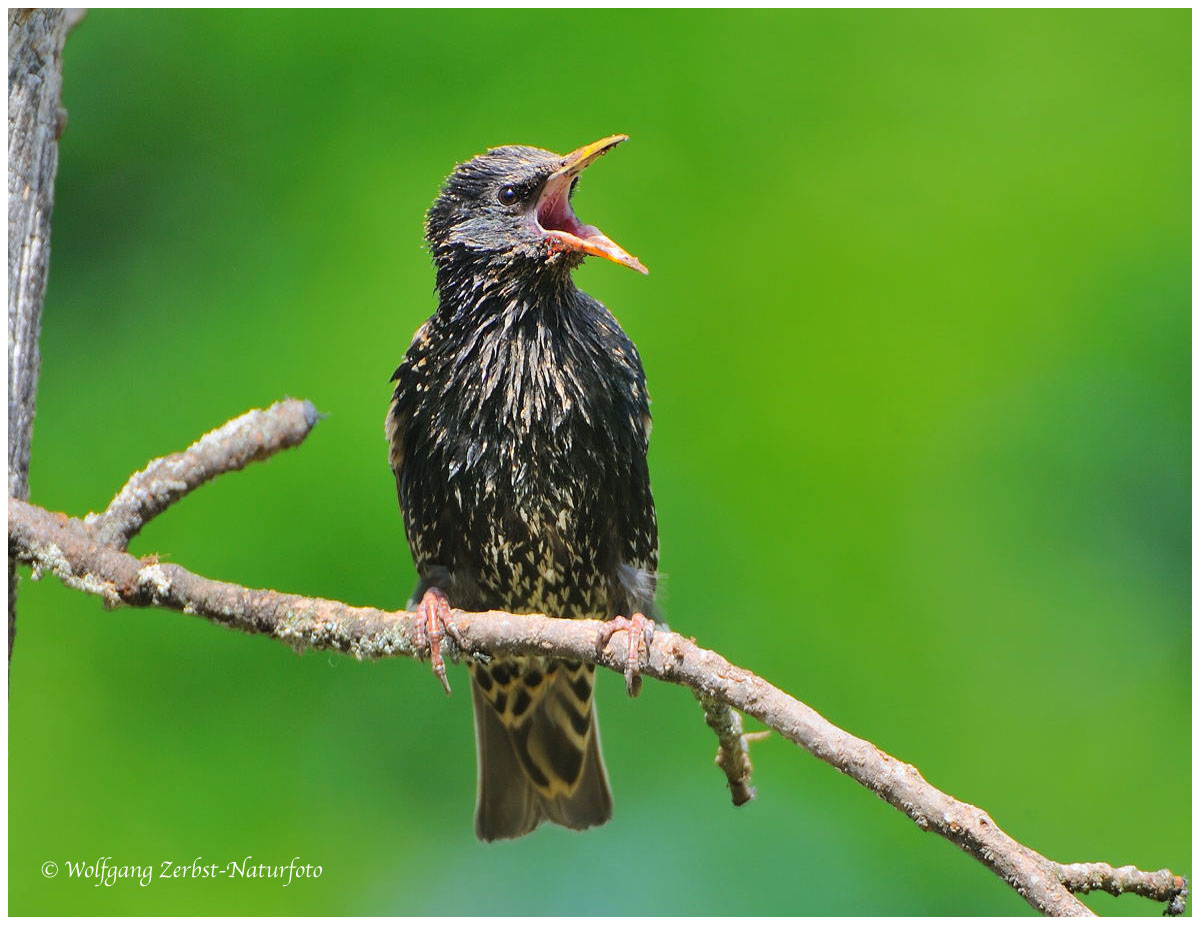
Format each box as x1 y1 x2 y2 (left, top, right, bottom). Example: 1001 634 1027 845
414 587 462 696
596 612 654 697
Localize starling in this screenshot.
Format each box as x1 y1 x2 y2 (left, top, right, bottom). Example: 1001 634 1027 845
386 135 658 841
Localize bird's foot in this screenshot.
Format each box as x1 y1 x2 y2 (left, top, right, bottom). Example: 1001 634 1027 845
413 587 463 696
596 612 654 698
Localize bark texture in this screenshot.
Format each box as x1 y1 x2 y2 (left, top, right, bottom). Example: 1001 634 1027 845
8 8 74 657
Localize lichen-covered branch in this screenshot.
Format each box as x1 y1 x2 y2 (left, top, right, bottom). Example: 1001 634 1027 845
1057 862 1188 916
696 693 757 806
5 401 1187 916
84 398 319 550
10 500 1189 915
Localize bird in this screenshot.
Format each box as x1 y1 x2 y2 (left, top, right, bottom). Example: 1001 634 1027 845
386 135 658 841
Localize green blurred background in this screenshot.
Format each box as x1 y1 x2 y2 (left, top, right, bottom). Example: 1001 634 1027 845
10 9 1189 916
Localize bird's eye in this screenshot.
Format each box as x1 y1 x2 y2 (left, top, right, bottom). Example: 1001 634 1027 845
498 186 519 206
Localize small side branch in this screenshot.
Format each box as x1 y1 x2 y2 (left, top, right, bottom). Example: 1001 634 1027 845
84 399 319 549
696 692 757 805
1057 862 1187 915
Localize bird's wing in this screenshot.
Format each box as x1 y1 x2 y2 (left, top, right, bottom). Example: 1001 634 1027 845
387 317 457 586
385 319 433 475
615 340 660 618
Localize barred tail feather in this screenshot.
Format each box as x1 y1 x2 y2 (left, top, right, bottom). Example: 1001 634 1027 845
472 679 540 840
536 699 612 832
471 659 612 841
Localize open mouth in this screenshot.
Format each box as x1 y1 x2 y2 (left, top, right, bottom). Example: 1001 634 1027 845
534 135 648 275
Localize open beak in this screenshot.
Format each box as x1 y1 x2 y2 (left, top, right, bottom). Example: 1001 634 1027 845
535 134 648 274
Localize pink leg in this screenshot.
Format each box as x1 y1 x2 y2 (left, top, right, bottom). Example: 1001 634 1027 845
596 612 655 698
413 587 463 696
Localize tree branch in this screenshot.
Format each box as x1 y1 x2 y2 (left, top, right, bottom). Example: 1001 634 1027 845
5 404 1187 917
83 397 319 550
8 8 75 661
7 7 71 501
1057 863 1189 916
696 692 757 806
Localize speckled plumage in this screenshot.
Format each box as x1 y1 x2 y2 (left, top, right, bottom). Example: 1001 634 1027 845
387 141 657 840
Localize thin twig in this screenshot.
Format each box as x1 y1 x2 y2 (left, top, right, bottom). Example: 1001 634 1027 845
6 401 1188 916
83 398 319 550
1057 862 1188 915
696 692 757 805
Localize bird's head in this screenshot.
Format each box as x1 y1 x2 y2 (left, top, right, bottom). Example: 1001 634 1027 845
426 135 647 288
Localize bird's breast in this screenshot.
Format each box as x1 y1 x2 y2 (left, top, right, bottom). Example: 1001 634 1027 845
395 297 650 618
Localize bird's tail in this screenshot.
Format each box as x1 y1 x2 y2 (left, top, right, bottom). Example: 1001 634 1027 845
471 656 612 841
